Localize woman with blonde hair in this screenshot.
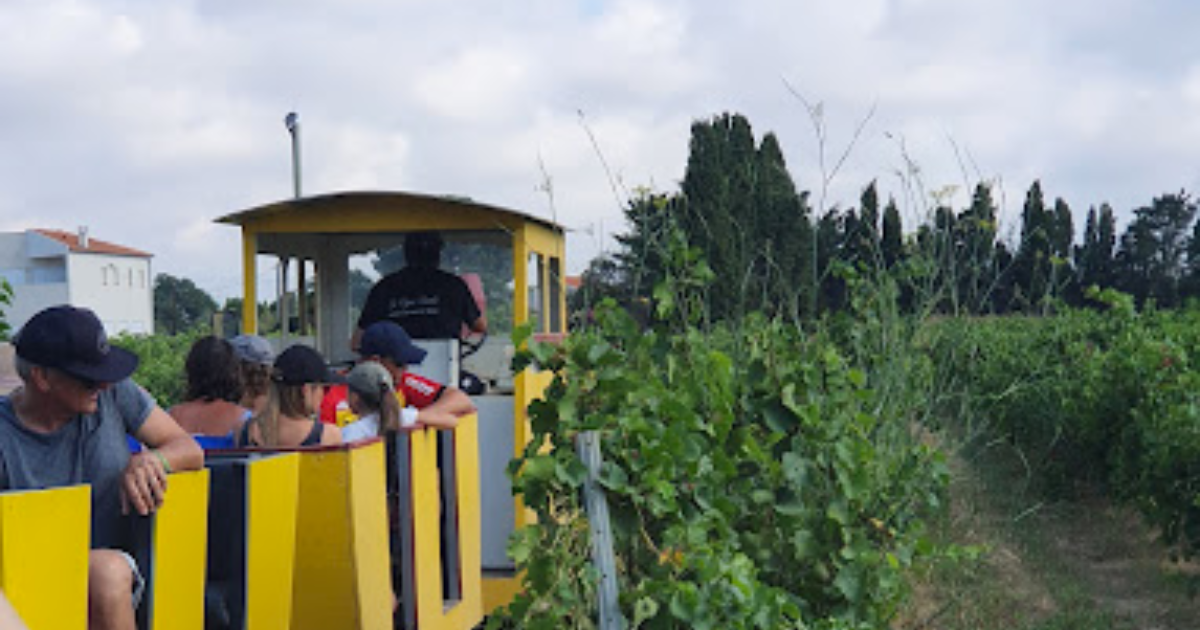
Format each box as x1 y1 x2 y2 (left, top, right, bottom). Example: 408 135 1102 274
238 345 343 448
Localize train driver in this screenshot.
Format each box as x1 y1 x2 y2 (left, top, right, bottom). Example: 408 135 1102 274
350 231 487 352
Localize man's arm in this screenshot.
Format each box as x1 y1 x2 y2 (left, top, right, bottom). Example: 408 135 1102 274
415 388 475 430
468 314 487 335
124 407 204 515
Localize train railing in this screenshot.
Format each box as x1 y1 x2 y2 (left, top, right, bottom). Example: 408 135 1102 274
0 413 482 630
393 412 483 630
0 470 211 630
132 469 211 630
204 452 301 630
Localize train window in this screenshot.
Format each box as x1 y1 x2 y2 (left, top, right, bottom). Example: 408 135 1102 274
352 233 514 337
548 256 562 334
528 253 544 334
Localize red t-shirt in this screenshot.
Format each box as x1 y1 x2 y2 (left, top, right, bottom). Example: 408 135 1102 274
320 371 445 426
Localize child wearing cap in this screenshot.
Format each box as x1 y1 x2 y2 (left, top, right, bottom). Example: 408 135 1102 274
320 321 475 430
340 362 413 442
239 345 343 448
230 334 274 417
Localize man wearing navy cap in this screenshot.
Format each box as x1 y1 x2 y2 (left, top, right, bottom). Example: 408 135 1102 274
322 320 475 430
0 305 203 630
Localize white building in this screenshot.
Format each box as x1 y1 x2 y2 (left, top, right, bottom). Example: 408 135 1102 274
0 228 154 336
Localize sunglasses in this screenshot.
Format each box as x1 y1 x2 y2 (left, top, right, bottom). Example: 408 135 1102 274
54 369 104 392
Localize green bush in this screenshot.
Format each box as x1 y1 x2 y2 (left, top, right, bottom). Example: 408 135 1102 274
929 298 1200 558
490 303 947 629
113 330 204 408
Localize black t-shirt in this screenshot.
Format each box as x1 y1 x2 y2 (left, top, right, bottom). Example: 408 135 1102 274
358 267 482 340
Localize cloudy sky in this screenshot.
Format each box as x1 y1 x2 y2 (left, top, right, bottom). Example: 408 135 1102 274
2 0 1199 300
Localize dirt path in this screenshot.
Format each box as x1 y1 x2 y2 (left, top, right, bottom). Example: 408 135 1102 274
898 447 1200 630
1032 497 1200 630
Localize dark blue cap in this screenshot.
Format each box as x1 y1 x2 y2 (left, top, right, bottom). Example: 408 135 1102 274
274 345 345 385
360 321 427 366
14 305 138 384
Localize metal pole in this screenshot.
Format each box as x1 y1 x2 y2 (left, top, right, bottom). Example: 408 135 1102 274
576 431 624 629
285 112 302 199
280 112 301 344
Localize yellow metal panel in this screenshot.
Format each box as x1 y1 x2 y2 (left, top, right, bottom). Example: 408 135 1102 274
481 576 522 614
451 414 483 623
245 454 300 630
291 442 392 630
348 443 394 630
242 231 259 334
407 415 485 629
519 222 564 259
240 205 523 235
291 449 357 629
148 469 210 630
512 370 555 531
408 428 444 625
0 485 89 629
512 225 530 330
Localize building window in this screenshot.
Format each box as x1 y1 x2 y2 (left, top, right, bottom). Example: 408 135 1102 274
30 266 66 284
0 269 24 286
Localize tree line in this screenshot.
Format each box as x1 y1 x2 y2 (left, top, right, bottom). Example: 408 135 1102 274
572 112 1200 322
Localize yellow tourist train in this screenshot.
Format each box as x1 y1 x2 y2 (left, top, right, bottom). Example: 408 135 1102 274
0 191 567 629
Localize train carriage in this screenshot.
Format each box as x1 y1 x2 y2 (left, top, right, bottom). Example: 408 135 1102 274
0 190 568 629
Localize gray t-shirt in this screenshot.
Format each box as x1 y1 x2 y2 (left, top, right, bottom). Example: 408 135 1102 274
0 379 153 549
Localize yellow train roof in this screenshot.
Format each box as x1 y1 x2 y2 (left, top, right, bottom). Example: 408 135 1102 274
216 190 564 235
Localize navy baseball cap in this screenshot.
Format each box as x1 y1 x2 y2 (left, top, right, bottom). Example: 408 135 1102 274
274 345 346 386
14 305 139 384
360 321 427 366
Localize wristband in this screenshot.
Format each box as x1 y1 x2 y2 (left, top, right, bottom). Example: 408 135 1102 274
150 449 173 474
401 406 419 428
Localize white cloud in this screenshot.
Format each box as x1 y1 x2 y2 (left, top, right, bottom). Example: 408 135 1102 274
412 47 532 122
2 0 1200 299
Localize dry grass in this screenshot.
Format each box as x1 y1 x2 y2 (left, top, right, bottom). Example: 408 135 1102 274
894 438 1200 630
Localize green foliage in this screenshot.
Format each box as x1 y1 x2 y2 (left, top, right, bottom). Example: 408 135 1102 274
929 297 1200 560
113 330 203 408
154 273 218 335
492 283 947 628
0 278 12 342
678 113 813 322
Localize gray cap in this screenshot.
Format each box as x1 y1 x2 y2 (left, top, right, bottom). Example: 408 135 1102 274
347 361 394 403
230 334 274 366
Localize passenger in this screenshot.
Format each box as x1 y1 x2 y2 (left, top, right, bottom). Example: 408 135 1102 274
239 345 343 448
0 305 204 630
351 231 487 351
167 336 246 437
322 321 474 430
229 334 274 417
340 362 409 442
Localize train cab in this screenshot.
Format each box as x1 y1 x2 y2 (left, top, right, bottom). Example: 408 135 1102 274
217 190 568 623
